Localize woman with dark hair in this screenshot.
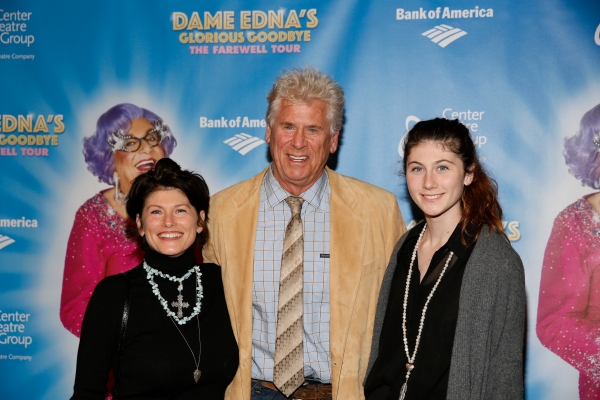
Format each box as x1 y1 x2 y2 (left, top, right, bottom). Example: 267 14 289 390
537 103 600 398
364 118 525 399
71 158 238 399
60 103 177 337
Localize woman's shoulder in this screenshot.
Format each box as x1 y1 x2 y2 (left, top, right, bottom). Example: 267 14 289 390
555 195 594 221
546 195 600 245
82 269 140 331
74 191 111 219
78 191 107 209
84 271 133 315
95 263 142 291
74 191 131 232
471 228 524 277
92 265 145 301
198 263 227 304
474 228 518 255
95 271 130 292
396 221 425 244
200 263 223 279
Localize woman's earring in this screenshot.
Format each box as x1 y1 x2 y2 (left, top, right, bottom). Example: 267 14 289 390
114 172 126 205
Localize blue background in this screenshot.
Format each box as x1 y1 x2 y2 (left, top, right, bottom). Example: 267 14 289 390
1 0 599 398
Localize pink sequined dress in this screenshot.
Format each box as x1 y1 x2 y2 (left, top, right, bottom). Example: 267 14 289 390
60 191 143 337
537 195 600 399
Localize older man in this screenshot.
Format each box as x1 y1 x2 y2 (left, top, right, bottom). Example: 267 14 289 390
204 67 405 400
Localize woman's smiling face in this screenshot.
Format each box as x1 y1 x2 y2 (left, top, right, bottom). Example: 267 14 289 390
113 117 165 194
406 140 473 223
136 188 204 257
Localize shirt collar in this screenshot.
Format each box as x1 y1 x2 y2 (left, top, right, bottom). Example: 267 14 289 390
405 220 470 260
445 223 470 259
263 164 329 211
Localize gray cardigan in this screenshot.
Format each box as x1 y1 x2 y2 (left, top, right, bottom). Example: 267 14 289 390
366 226 525 399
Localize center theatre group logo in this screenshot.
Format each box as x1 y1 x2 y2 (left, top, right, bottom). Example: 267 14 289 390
0 9 34 47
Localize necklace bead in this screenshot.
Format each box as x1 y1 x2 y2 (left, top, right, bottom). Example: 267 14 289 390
400 223 454 400
144 261 203 325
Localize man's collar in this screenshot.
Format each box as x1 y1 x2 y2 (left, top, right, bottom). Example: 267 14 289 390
263 164 329 211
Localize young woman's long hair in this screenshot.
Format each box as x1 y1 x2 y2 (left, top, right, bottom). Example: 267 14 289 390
403 118 506 246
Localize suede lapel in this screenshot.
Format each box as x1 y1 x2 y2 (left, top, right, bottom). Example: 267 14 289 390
219 168 268 357
327 168 366 386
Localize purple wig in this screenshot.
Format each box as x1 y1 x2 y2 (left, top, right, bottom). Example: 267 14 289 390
564 103 600 189
82 103 177 185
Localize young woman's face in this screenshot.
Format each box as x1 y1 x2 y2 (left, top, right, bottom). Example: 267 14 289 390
405 141 473 223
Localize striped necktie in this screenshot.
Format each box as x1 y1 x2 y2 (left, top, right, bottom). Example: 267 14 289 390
273 196 305 397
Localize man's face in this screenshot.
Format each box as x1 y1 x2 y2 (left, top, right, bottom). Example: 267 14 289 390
266 100 339 196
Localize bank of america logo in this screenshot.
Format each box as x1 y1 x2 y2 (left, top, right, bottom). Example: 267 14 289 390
224 133 265 155
422 24 467 47
0 234 15 250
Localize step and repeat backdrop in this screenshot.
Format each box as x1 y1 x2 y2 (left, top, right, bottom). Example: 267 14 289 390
1 0 599 398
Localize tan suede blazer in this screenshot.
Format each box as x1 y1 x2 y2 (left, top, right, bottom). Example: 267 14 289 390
204 166 405 400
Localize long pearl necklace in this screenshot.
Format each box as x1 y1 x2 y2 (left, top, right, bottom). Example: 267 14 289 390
169 315 202 383
143 261 203 325
400 223 454 400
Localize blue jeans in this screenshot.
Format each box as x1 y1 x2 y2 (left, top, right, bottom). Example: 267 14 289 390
250 380 332 400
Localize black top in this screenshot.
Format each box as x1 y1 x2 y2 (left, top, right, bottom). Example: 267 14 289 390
71 247 239 400
364 222 474 400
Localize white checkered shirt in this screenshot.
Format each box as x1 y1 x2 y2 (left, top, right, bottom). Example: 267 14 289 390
251 166 331 383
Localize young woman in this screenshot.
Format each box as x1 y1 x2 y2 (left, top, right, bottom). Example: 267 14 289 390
364 118 525 399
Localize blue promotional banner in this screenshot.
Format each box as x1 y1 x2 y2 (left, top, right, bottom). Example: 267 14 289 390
1 0 599 398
